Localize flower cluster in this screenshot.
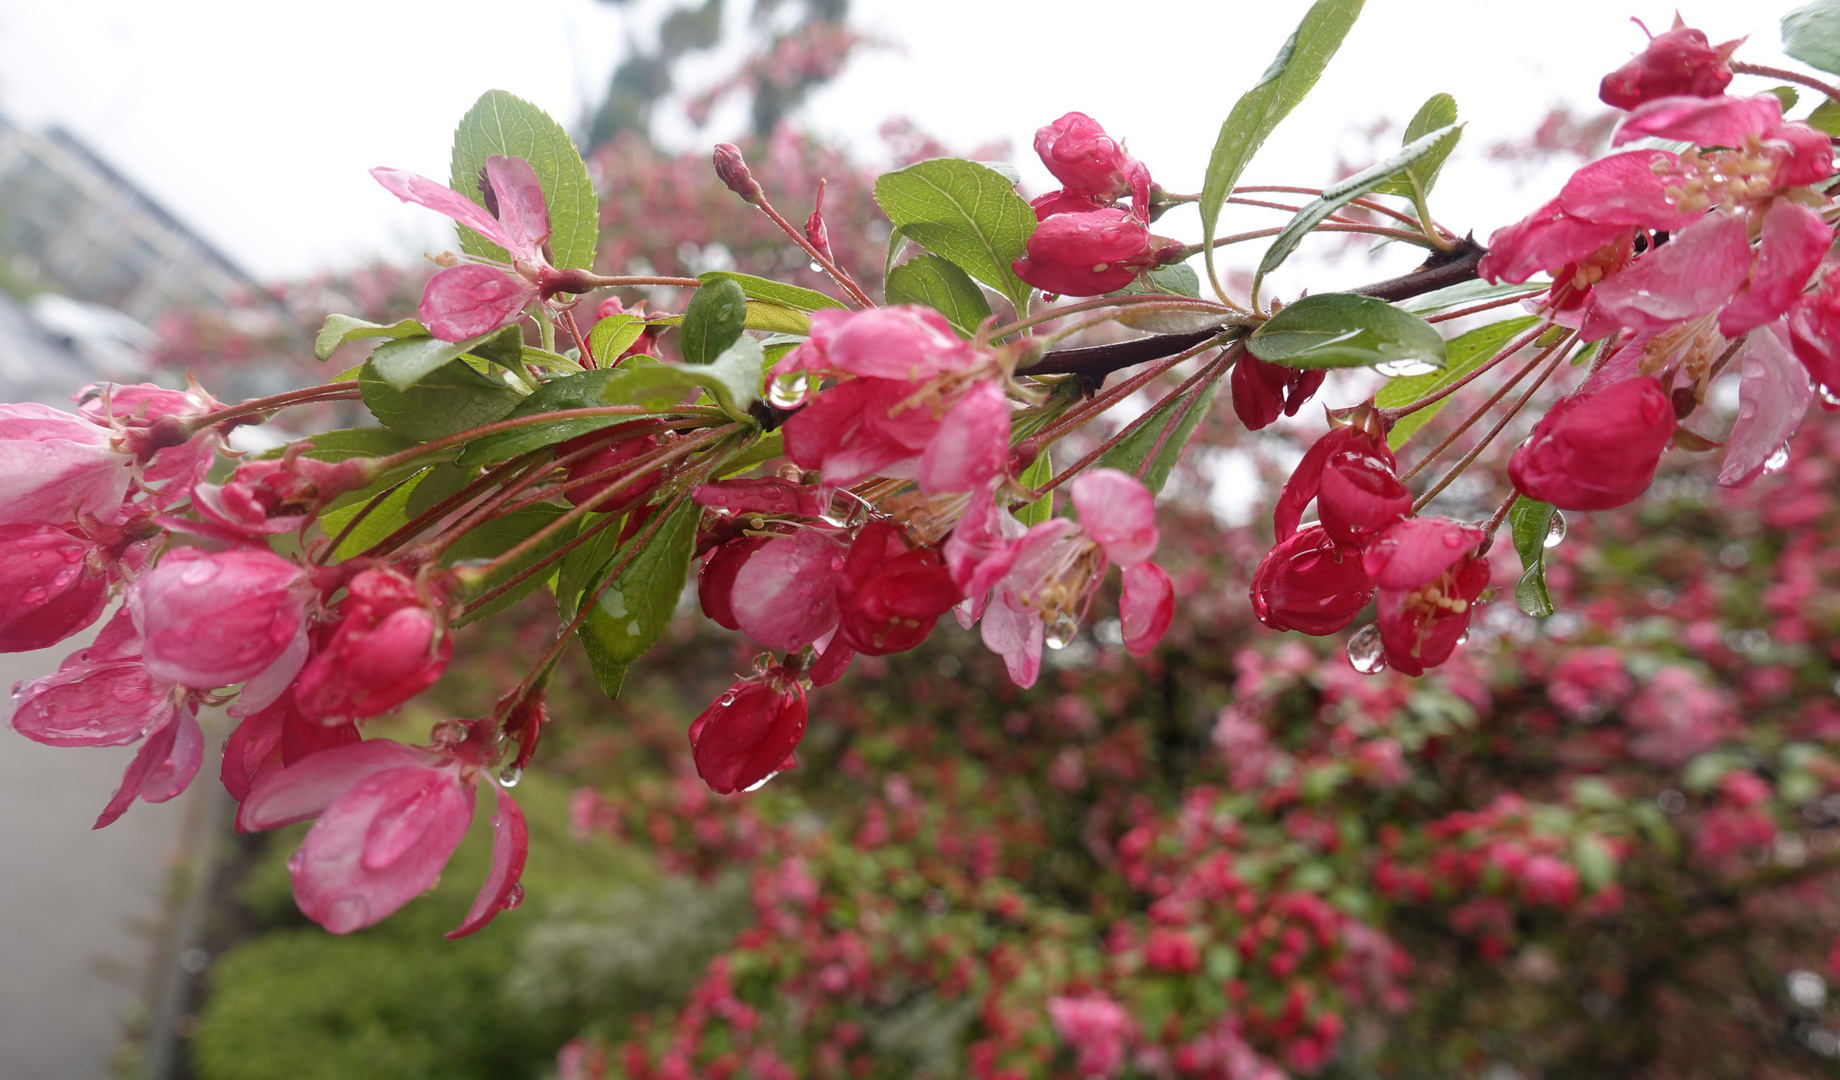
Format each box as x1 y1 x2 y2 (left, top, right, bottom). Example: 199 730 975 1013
1012 113 1171 297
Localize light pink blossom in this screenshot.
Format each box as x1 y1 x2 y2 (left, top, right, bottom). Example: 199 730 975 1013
128 546 315 690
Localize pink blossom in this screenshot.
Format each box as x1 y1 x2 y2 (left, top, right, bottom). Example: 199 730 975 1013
917 380 1011 495
1718 200 1832 336
93 701 202 829
1012 209 1153 297
1625 665 1732 765
1599 24 1735 109
779 305 980 381
1250 525 1374 636
1034 112 1145 202
1789 266 1840 397
192 448 376 537
834 522 961 656
690 670 807 795
128 546 315 690
1231 354 1325 431
1612 93 1786 148
1119 561 1173 657
1070 468 1160 566
219 692 360 803
698 536 772 632
0 524 111 652
693 477 828 518
1720 322 1812 488
1031 190 1109 221
0 403 133 527
1363 518 1490 676
728 529 848 650
1508 376 1674 510
781 377 939 490
293 568 451 721
1585 211 1752 337
74 381 223 504
1274 425 1411 546
9 610 182 748
1518 854 1581 907
1047 994 1134 1079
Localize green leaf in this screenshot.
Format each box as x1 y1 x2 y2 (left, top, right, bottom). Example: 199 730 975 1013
1095 378 1223 495
697 271 846 312
449 90 599 271
679 277 749 365
1378 316 1540 448
404 460 477 518
1768 85 1801 112
317 468 429 560
555 513 624 623
1016 448 1053 527
600 339 762 422
1248 293 1447 371
1147 263 1202 298
521 346 581 374
885 254 993 337
1373 93 1460 201
740 301 810 336
368 325 525 392
1254 121 1463 291
314 315 427 361
260 426 418 463
588 313 646 363
1784 0 1840 76
445 503 579 625
1809 97 1840 136
874 158 1037 313
717 430 784 478
359 358 524 442
1571 833 1617 891
1199 0 1366 279
1507 496 1558 618
455 369 631 466
1399 278 1546 314
576 498 700 699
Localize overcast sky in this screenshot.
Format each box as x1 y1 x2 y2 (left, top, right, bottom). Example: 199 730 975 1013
0 0 1819 287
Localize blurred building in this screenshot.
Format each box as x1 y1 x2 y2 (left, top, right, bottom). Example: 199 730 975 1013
0 113 260 325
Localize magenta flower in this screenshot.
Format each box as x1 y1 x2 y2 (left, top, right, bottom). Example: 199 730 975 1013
373 155 582 341
192 448 376 538
1250 525 1375 636
727 528 849 650
689 667 807 795
128 546 315 690
1598 22 1735 110
1034 112 1145 202
697 535 773 632
1231 354 1325 431
1012 208 1154 297
0 524 111 652
1047 994 1134 1080
75 381 224 505
1788 266 1840 397
1274 426 1412 547
1508 376 1675 510
0 402 133 528
779 305 979 382
220 692 360 804
1721 322 1813 488
292 568 451 722
834 521 961 656
1362 518 1490 677
917 380 1012 496
239 734 527 936
1119 561 1174 658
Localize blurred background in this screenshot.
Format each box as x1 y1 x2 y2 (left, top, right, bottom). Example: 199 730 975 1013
4 1 1840 1078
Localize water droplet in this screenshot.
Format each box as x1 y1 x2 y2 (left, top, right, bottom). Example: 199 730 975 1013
1543 511 1567 549
497 764 523 788
1821 384 1840 408
1456 630 1470 646
500 883 525 911
718 691 738 708
743 769 782 793
1346 623 1387 674
1045 612 1079 650
60 547 83 564
178 562 219 586
829 556 845 571
808 260 824 273
1375 358 1440 378
430 720 468 749
19 588 46 605
768 372 811 409
1764 443 1791 474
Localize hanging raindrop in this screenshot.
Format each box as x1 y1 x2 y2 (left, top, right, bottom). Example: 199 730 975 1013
1543 511 1567 549
496 764 523 788
1346 623 1387 674
1045 612 1079 650
743 769 783 793
1764 443 1791 474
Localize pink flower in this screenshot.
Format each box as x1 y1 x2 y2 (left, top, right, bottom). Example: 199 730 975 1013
728 528 849 650
1231 355 1325 431
238 734 527 936
689 668 807 795
374 155 586 341
1598 23 1735 109
917 380 1012 495
698 536 773 632
1788 266 1840 397
1012 209 1154 297
1071 468 1160 566
1363 518 1489 676
292 568 451 721
1585 211 1752 336
1046 994 1134 1079
75 381 223 504
0 402 133 527
1119 562 1173 658
192 447 377 538
0 524 111 652
781 377 941 490
779 306 980 381
1518 854 1581 907
834 522 961 655
1508 376 1675 510
1718 200 1832 337
219 692 360 803
1034 112 1148 204
1250 526 1375 636
1031 190 1109 221
1274 425 1411 546
128 546 315 690
1720 322 1812 488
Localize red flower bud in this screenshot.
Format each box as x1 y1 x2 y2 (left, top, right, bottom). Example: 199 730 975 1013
835 522 961 655
1011 209 1153 297
698 535 772 632
292 568 451 721
1599 25 1734 110
1231 354 1326 431
1250 526 1374 636
557 426 666 510
1275 426 1410 547
689 672 807 795
1033 112 1142 202
712 143 763 204
1508 376 1674 510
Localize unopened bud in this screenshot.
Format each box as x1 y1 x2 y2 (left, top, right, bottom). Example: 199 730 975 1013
713 144 762 205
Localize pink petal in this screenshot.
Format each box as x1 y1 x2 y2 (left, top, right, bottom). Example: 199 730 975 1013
1557 150 1698 229
10 660 176 747
288 765 475 934
1479 199 1631 284
229 621 311 717
1070 468 1159 566
980 592 1043 689
137 707 203 804
1119 561 1174 658
1272 430 1333 543
220 706 285 802
1587 211 1752 335
1720 321 1812 487
418 264 538 342
919 381 1011 494
483 156 551 260
693 478 828 517
729 529 847 650
93 708 182 829
1362 518 1485 591
237 738 439 832
943 488 1032 597
1613 94 1783 147
1718 200 1832 337
447 782 530 939
371 166 515 250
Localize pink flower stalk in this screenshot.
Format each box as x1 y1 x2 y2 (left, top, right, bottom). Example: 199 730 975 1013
1274 425 1412 546
1012 209 1155 297
128 546 315 690
1598 22 1736 109
834 522 961 655
689 667 807 795
1231 354 1326 431
1046 994 1134 1079
1034 112 1149 205
1507 376 1675 510
1362 518 1490 676
238 733 527 936
1250 525 1375 636
0 402 133 528
373 155 587 341
0 524 112 652
292 568 451 721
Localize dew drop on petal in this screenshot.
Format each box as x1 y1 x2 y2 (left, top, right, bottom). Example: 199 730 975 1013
496 764 523 788
1045 612 1079 650
1764 443 1791 474
1375 358 1439 378
743 769 783 793
1347 623 1387 674
19 588 46 606
500 883 525 911
1543 511 1567 549
718 691 738 708
1820 384 1840 408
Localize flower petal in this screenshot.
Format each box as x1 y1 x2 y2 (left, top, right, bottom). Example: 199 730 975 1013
237 738 440 832
1119 561 1174 657
371 166 515 250
418 264 538 342
1069 467 1159 566
447 782 530 938
1720 321 1812 487
482 155 550 259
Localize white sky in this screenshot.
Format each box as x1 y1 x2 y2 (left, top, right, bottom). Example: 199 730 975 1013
0 0 1819 285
